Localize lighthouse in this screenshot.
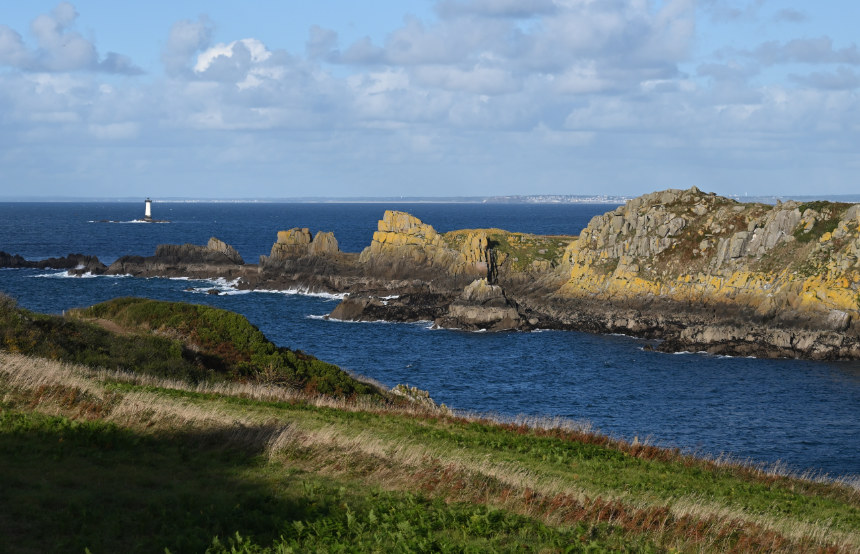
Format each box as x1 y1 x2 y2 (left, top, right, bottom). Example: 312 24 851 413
144 198 152 221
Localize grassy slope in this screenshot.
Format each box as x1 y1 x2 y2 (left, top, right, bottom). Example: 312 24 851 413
0 295 378 397
1 296 858 552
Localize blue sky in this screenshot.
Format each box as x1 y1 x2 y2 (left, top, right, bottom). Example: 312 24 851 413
1 1 858 198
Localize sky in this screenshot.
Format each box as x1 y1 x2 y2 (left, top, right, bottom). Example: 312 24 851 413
0 1 858 199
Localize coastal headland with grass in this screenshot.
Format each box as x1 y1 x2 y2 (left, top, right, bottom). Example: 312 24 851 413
1 293 859 552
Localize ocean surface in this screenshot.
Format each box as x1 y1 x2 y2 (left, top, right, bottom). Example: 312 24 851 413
1 201 859 477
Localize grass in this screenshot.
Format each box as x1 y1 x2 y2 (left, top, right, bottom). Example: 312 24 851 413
443 229 575 272
1 349 858 552
793 202 850 244
0 295 379 397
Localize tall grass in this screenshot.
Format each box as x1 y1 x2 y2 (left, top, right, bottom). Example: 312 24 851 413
2 351 858 552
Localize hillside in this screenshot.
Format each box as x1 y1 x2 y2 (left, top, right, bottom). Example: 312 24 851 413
0 295 379 397
0 297 859 552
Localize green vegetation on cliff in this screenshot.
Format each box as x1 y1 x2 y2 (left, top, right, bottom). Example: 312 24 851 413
0 295 377 397
444 229 575 272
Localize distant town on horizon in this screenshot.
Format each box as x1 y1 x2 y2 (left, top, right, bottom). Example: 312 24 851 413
3 193 860 205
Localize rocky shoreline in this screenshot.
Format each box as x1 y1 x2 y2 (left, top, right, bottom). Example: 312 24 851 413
4 188 860 360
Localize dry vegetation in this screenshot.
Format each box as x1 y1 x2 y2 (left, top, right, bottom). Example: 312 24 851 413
2 351 859 553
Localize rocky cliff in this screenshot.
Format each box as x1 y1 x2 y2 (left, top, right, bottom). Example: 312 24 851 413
559 187 860 324
549 187 860 358
79 190 860 358
358 211 493 288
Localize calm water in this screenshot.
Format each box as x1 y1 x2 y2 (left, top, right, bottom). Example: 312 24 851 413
1 202 859 477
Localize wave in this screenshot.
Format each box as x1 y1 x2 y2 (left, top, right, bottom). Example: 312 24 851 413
30 271 131 279
181 277 250 296
178 277 345 300
314 315 434 326
253 288 346 300
88 219 169 224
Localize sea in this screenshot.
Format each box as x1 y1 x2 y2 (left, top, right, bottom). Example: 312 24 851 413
1 201 859 478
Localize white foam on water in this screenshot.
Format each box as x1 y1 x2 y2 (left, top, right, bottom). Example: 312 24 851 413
31 271 134 279
253 288 346 300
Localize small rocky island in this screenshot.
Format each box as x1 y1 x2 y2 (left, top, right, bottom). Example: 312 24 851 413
5 187 860 360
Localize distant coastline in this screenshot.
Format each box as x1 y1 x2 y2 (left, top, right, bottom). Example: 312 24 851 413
2 193 860 204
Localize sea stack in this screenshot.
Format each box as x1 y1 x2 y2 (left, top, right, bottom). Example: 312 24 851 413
144 197 152 222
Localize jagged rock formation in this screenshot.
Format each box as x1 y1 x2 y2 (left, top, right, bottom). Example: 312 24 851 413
106 237 245 278
559 187 860 326
549 187 860 358
261 228 340 267
68 189 860 358
436 279 521 331
358 210 492 287
207 237 244 265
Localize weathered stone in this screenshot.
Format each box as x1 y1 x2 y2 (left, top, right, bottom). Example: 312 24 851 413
207 237 244 264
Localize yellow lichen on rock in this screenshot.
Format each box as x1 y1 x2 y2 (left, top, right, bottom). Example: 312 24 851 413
557 187 860 322
359 211 491 279
266 227 340 261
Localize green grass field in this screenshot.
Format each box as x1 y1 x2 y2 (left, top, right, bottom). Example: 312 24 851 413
0 295 858 552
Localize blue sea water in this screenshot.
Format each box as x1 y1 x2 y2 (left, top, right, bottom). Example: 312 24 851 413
1 201 859 477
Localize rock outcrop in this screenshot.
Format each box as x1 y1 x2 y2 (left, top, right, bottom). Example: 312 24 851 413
261 228 340 267
435 279 522 331
75 188 860 358
207 237 244 265
0 252 106 274
561 188 860 318
553 187 860 358
358 211 492 287
106 237 245 278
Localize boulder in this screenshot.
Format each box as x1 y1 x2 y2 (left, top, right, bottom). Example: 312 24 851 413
435 279 522 331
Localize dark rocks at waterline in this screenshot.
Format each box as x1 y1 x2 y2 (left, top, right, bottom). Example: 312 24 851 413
0 251 107 274
106 237 245 278
435 279 523 331
329 290 454 323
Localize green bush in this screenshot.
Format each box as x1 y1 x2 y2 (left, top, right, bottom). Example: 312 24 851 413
3 296 377 397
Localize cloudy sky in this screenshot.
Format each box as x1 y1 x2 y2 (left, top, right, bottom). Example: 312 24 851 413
1 1 857 199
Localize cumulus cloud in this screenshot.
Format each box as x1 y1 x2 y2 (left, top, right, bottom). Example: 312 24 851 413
305 25 339 61
3 1 859 197
0 2 141 74
330 0 694 100
0 25 33 67
162 16 213 76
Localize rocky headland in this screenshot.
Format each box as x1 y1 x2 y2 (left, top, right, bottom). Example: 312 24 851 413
6 188 860 359
0 251 106 274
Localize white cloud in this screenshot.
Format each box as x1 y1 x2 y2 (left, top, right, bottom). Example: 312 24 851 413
0 3 141 74
30 3 97 71
790 67 860 91
0 25 33 67
1 1 859 197
162 17 212 76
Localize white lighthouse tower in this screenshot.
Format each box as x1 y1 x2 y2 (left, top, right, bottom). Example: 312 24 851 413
144 198 152 221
